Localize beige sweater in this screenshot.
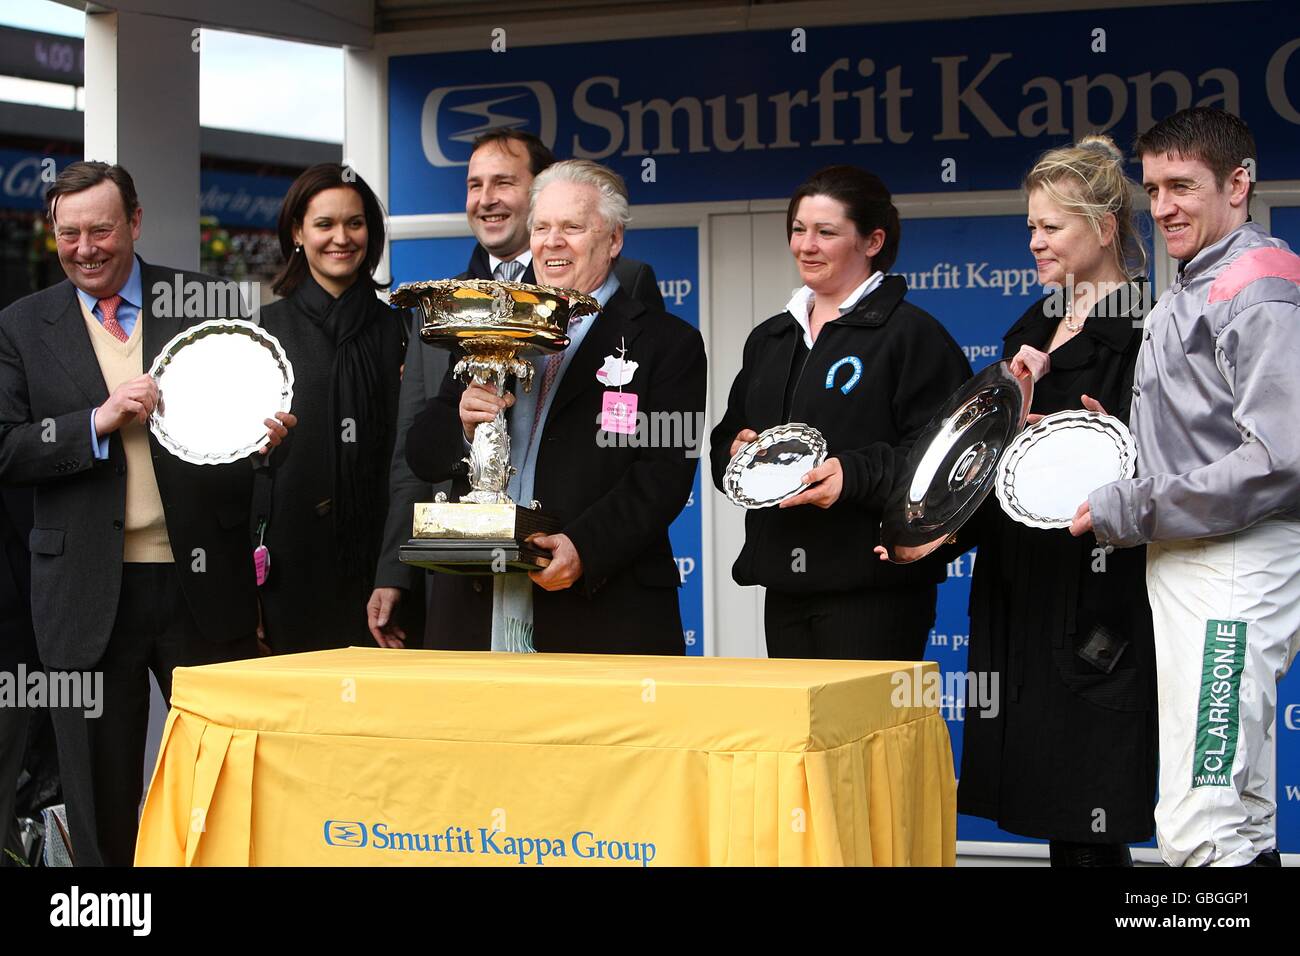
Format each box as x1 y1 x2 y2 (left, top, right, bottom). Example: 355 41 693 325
78 299 173 563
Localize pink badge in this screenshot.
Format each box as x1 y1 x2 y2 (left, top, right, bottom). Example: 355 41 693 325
601 390 638 434
254 544 271 585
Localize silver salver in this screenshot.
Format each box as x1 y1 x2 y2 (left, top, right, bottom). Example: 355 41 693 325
723 422 828 509
995 409 1136 529
879 361 1031 560
148 319 294 465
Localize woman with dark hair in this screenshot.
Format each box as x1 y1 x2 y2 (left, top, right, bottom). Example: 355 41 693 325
709 166 970 660
255 164 409 653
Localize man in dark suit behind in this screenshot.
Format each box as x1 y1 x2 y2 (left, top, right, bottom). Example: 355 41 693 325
405 160 705 654
368 130 665 647
0 162 294 865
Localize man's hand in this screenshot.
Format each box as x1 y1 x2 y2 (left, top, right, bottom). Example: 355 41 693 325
1009 345 1051 383
259 411 297 454
1029 394 1109 427
528 533 582 591
1070 499 1094 537
729 428 759 458
367 587 407 648
94 373 158 436
460 385 514 441
779 457 843 509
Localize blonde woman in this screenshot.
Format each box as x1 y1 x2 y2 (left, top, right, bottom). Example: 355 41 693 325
958 136 1157 865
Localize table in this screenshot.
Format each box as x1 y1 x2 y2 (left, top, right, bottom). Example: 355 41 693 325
135 648 956 866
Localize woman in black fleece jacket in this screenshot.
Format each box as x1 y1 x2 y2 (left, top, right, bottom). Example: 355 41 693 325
709 166 970 660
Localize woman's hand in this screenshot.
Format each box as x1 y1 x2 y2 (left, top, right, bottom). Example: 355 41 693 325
1080 394 1109 416
259 411 298 454
779 457 843 509
729 428 759 458
1009 345 1051 383
460 384 514 441
872 535 950 564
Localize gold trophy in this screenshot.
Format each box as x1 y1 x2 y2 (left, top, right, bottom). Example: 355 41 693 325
389 278 600 574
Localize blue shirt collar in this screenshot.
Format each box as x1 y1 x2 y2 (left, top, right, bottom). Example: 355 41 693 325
591 270 621 309
74 255 143 315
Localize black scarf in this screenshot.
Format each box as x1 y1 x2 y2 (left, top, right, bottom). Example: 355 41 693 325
299 274 389 585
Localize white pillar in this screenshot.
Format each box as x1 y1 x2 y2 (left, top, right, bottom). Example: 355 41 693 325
83 10 200 271
344 46 388 281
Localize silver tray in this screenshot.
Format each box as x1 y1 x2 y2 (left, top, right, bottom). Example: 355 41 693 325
149 319 294 465
879 361 1031 559
723 422 827 509
995 410 1136 529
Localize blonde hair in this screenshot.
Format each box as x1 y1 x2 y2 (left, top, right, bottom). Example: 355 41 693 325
1023 134 1147 279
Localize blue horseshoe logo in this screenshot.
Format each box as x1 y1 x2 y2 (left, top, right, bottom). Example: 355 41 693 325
825 356 863 395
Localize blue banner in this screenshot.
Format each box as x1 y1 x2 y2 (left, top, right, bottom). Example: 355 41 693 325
0 148 292 230
199 169 295 229
0 148 73 210
388 0 1300 214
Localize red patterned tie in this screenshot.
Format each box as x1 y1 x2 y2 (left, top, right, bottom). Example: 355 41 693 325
531 314 587 438
98 294 128 343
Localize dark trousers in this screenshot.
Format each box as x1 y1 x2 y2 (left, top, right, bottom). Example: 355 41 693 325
48 564 257 867
0 701 29 865
764 585 937 661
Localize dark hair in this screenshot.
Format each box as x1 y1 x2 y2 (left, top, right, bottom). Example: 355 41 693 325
470 130 555 176
786 165 901 272
272 164 388 297
1134 107 1257 203
45 161 139 223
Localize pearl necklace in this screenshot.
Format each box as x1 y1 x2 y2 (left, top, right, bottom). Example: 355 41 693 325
1064 299 1084 333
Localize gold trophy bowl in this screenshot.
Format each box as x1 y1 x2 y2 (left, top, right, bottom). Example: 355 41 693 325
389 278 600 574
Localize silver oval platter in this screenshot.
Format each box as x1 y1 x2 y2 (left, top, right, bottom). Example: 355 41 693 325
995 409 1136 529
880 360 1031 560
723 422 827 509
149 319 294 465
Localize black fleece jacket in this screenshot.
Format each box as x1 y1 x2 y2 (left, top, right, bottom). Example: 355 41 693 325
709 275 971 593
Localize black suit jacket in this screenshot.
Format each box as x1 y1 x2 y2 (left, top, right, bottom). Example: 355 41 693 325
406 285 705 654
0 258 258 670
373 243 665 619
0 486 36 671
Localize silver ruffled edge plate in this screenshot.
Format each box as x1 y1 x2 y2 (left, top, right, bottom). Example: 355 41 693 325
148 318 295 465
879 360 1031 559
995 409 1136 529
723 422 828 509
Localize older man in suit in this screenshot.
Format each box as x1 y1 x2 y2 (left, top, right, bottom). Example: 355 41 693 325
368 130 664 647
0 161 294 866
405 160 705 654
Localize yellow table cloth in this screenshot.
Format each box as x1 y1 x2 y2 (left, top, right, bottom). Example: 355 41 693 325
135 649 956 867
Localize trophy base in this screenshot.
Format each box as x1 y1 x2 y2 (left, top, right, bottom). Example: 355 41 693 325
399 501 560 575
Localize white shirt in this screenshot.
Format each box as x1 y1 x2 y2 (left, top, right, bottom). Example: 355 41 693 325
488 250 533 277
783 271 885 349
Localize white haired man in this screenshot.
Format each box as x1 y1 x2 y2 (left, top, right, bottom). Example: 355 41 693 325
406 160 706 654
